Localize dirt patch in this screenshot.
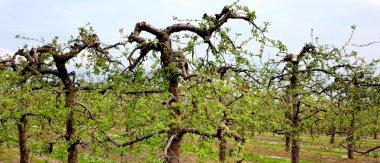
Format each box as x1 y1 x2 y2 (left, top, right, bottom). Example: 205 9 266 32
245 138 380 163
254 136 284 143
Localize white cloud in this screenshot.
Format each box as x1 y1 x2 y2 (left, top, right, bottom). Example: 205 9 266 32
0 48 14 62
0 48 12 56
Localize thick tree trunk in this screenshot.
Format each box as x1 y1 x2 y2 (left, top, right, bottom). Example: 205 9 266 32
66 110 78 163
339 120 344 136
55 59 78 163
285 133 291 151
284 90 291 151
290 67 300 163
66 88 78 163
167 129 182 163
329 125 335 144
347 113 355 159
167 77 182 163
18 115 29 163
310 125 314 139
217 127 226 162
375 110 379 140
291 119 300 163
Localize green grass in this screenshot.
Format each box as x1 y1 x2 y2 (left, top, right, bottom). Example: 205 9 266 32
244 152 313 163
1 133 379 162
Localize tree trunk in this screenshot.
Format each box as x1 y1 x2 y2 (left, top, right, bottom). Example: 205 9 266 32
167 77 182 163
65 84 78 163
289 63 300 163
18 115 29 163
329 125 335 144
374 131 378 140
285 133 291 151
66 110 78 163
291 119 300 163
284 90 291 151
310 125 314 139
339 120 343 136
347 112 355 159
217 127 226 162
167 129 182 163
55 59 78 163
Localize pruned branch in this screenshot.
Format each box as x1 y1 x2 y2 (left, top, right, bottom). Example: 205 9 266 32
125 90 163 95
178 127 218 138
75 101 94 119
163 135 176 161
221 123 245 142
339 137 380 154
104 129 167 147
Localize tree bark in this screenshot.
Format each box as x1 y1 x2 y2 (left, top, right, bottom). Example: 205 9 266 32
217 127 226 162
55 59 78 163
66 110 78 163
18 115 29 163
374 131 378 140
167 129 182 163
284 91 291 151
290 61 300 163
329 125 335 144
347 112 355 159
310 125 314 139
285 133 291 151
291 118 300 163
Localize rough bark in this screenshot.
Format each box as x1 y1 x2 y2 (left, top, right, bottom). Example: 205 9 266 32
285 133 291 151
18 115 29 163
217 127 226 162
55 58 78 163
347 112 355 159
290 97 300 163
291 119 300 163
167 129 182 163
290 55 300 163
329 125 335 144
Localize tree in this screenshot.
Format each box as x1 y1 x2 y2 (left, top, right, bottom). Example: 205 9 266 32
1 26 124 162
100 3 270 162
267 42 358 162
332 56 380 159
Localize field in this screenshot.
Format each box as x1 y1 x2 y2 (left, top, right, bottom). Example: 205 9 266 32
1 133 379 163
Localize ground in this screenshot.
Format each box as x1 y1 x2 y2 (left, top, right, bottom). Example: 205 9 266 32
1 133 379 162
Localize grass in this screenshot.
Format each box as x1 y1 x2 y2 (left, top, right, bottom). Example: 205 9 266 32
244 152 313 163
1 133 379 162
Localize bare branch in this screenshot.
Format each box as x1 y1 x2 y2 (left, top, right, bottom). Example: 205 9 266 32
125 90 163 95
163 135 176 161
339 138 380 154
104 130 167 147
75 101 94 119
178 127 218 138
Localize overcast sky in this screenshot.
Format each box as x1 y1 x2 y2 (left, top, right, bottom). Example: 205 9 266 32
1 0 379 62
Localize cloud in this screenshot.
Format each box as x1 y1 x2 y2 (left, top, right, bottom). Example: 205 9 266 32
0 0 8 9
0 48 14 63
0 48 12 55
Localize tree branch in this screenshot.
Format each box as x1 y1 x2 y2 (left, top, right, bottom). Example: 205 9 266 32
75 101 94 119
125 90 163 95
163 135 176 161
104 129 167 147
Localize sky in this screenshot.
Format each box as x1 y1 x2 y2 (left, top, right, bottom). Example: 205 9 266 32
1 0 380 63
